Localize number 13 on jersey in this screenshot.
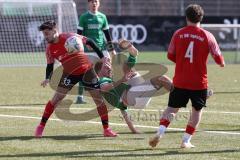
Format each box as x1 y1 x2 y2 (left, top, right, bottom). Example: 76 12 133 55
185 41 194 63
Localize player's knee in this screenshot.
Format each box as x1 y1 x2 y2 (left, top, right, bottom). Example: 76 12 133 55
126 72 145 86
150 75 173 91
150 76 162 89
158 75 172 84
51 92 66 105
161 112 176 122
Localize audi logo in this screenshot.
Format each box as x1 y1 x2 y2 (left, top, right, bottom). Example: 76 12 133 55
109 24 147 44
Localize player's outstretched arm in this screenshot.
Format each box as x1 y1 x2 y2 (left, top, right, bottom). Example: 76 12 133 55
103 29 116 56
41 63 54 87
120 110 140 134
85 38 104 59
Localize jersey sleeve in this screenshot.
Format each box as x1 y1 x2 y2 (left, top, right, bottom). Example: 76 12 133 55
45 46 54 64
102 14 109 30
167 31 177 63
207 32 225 65
127 55 137 68
99 77 113 87
77 15 84 31
78 35 87 44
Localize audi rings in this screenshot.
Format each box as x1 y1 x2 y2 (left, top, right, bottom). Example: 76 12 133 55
109 24 147 44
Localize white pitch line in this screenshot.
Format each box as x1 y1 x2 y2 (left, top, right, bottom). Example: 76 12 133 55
204 130 240 135
0 106 240 115
0 114 239 136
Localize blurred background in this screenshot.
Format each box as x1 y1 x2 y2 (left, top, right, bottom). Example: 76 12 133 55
75 0 240 52
0 2 240 158
76 0 240 16
0 0 240 66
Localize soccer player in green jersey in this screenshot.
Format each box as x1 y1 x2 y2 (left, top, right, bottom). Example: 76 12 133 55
76 0 116 104
95 40 173 133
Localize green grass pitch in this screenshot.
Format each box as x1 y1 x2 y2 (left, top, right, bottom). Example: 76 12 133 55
0 52 240 160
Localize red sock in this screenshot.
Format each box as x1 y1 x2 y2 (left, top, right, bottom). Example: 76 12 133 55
160 118 170 127
97 104 109 130
40 101 55 127
185 125 195 135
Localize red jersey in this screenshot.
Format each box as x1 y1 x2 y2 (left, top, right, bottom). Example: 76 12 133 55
168 26 225 90
46 33 92 75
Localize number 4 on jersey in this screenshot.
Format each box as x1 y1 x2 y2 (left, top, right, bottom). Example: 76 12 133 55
185 41 194 63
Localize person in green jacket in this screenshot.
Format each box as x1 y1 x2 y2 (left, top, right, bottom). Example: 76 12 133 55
76 0 116 104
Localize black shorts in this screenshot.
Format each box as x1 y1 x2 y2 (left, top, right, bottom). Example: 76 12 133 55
58 68 100 91
168 87 208 111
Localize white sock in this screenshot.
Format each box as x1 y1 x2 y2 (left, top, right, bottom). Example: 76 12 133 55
182 133 192 143
156 125 166 137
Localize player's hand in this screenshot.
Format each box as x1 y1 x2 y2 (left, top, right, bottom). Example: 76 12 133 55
122 71 137 82
41 79 50 88
109 50 117 56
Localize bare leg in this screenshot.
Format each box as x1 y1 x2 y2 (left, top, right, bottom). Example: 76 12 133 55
88 89 117 137
188 107 203 128
149 106 179 148
158 107 179 136
88 89 105 107
150 75 173 92
35 87 68 138
51 87 69 105
181 107 203 148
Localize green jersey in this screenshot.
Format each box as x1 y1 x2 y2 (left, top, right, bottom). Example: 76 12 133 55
98 55 137 110
99 77 130 110
78 11 109 51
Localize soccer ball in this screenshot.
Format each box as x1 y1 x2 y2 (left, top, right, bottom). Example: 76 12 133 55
64 36 82 53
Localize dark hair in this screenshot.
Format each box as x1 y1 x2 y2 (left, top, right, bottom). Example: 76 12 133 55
185 4 204 23
38 20 56 31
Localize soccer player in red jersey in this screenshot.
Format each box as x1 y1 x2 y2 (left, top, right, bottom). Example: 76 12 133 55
35 20 117 138
149 4 225 148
